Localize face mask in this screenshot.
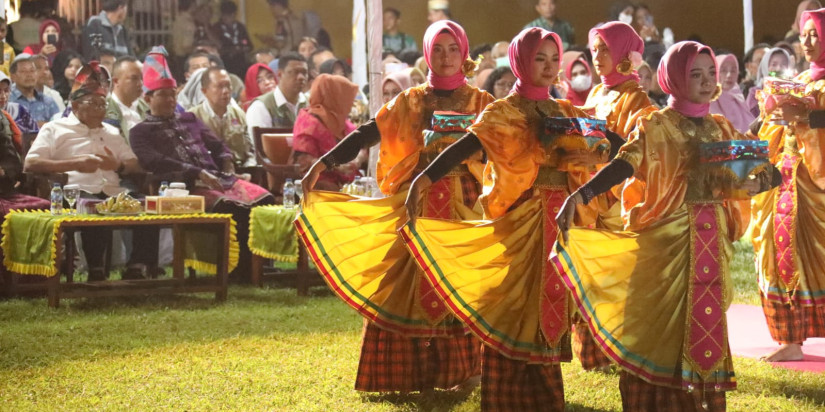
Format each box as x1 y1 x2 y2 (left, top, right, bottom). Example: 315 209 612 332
570 74 592 92
618 12 634 25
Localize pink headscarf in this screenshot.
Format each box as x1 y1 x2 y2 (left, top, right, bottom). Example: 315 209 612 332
509 27 563 101
382 71 413 91
423 20 469 90
709 54 756 133
800 8 825 80
589 22 644 88
658 41 717 118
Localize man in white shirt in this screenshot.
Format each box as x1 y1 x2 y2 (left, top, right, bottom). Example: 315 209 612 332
24 62 156 280
105 56 148 141
246 52 308 137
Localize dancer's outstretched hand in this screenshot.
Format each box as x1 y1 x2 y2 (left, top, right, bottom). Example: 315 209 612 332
556 192 583 243
405 175 432 228
302 160 327 196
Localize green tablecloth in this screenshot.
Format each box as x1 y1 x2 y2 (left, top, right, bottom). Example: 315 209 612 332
248 205 299 263
1 211 238 276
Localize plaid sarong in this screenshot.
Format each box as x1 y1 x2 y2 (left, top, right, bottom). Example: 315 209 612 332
480 347 565 411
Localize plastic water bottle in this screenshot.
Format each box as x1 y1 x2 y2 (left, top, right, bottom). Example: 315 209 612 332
158 181 169 197
294 179 303 203
50 183 63 215
283 178 295 209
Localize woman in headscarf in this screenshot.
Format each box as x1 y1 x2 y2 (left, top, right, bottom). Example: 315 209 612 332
401 28 619 411
746 47 794 116
554 41 778 411
710 54 756 134
381 70 413 104
292 74 360 191
788 0 822 38
297 20 494 395
561 51 593 106
563 21 658 372
240 63 276 111
750 7 825 363
22 19 63 64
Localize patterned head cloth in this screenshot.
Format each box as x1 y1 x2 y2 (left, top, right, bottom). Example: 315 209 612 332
143 45 178 93
69 61 111 101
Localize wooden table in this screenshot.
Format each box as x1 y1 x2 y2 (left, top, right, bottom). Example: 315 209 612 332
2 212 235 307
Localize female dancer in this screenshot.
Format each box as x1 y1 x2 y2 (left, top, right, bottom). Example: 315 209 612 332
402 28 619 410
553 41 778 411
574 21 657 371
297 20 494 393
751 8 825 362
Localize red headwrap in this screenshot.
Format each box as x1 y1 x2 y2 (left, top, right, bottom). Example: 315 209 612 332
588 21 644 88
307 74 359 138
801 8 825 81
244 63 276 102
509 27 563 101
658 41 717 118
423 20 469 90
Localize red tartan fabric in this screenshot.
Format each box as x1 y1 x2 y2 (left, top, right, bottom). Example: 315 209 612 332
619 372 727 412
354 322 482 392
459 174 480 207
761 296 825 344
572 321 612 370
480 347 565 412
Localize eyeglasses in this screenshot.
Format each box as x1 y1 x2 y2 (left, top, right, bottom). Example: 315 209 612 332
494 80 515 89
76 99 107 109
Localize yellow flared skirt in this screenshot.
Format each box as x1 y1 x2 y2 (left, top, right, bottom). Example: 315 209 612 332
294 188 478 337
401 196 572 364
551 205 737 391
751 161 825 305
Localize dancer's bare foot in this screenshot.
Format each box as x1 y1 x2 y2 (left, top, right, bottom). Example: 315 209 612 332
760 343 804 362
448 374 481 394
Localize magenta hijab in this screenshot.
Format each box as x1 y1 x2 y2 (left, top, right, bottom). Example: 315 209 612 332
800 8 825 81
423 20 470 90
658 41 717 118
588 22 644 88
709 54 756 133
509 27 564 101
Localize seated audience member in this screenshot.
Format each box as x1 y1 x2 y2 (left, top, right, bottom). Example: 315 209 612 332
482 65 517 100
381 71 412 104
405 67 426 85
523 0 575 49
98 51 117 76
213 0 252 78
710 54 756 134
241 63 277 110
254 49 275 65
31 55 66 113
635 61 655 97
292 74 362 191
308 47 335 76
105 56 148 141
184 51 213 83
52 51 84 102
318 58 352 79
560 51 591 106
382 7 418 55
10 57 60 125
190 67 256 168
297 37 318 60
0 18 15 76
319 58 369 125
246 52 308 135
24 62 157 281
22 20 64 65
0 81 50 225
746 47 794 117
130 47 273 280
0 73 39 134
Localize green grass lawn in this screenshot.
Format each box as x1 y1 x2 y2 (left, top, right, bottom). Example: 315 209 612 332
1 242 824 411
